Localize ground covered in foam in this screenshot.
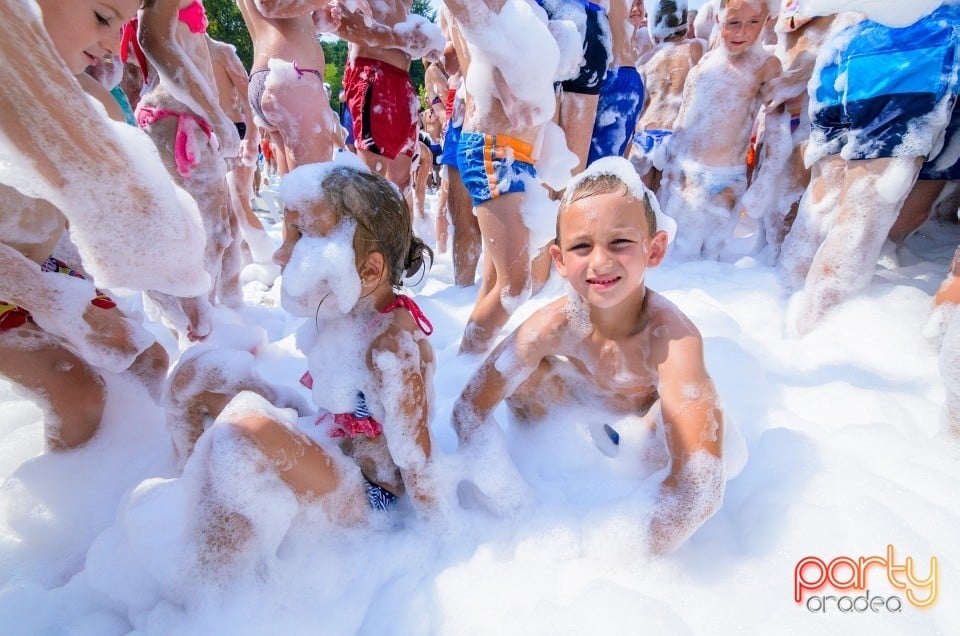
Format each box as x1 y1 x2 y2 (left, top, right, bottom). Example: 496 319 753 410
0 190 958 635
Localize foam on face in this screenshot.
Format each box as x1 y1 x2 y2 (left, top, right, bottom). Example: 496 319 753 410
280 223 361 318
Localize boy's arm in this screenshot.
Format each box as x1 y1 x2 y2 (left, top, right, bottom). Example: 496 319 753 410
452 309 556 447
650 316 725 554
256 0 365 21
335 6 443 60
138 0 240 158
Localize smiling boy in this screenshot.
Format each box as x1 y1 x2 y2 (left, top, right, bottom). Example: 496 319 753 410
452 157 726 554
660 0 781 258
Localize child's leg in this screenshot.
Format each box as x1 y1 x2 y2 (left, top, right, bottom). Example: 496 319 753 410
127 341 169 403
166 348 309 463
889 179 946 244
779 153 846 291
446 167 481 287
0 327 106 450
262 75 341 171
226 167 276 265
558 92 601 176
464 196 532 351
413 143 430 220
216 211 245 308
792 155 923 334
460 193 532 354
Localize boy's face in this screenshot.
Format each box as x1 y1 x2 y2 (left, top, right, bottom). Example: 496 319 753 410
719 0 767 55
550 190 667 309
629 0 646 27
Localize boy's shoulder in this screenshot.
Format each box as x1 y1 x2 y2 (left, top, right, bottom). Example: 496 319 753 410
644 290 702 345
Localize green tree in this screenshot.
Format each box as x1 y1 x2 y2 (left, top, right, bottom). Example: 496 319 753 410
205 0 254 70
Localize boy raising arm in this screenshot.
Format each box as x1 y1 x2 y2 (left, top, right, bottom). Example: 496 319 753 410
453 158 725 554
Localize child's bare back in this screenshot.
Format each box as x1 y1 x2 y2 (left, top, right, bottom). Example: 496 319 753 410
638 38 705 133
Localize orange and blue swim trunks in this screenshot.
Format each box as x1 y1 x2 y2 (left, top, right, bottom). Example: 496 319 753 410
456 132 538 206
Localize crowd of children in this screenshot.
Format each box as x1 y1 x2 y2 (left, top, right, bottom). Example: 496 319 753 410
1 0 958 582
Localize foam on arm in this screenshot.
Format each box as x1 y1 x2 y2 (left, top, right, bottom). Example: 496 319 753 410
0 0 209 296
649 319 725 553
370 329 437 515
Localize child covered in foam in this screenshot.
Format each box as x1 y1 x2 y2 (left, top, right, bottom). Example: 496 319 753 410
659 0 781 259
452 157 730 554
165 158 442 567
631 0 705 191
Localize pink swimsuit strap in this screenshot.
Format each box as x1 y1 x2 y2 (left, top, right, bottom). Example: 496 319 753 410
135 106 212 179
380 294 434 335
178 0 209 34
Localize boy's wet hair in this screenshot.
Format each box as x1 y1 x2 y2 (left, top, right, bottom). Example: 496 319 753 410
320 166 432 288
719 0 767 12
555 173 657 244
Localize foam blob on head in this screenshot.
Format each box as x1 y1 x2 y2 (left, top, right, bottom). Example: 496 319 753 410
559 156 677 243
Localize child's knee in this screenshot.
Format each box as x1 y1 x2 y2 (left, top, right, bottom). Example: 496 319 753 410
48 368 106 450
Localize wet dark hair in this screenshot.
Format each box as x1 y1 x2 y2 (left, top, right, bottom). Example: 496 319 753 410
555 173 657 244
320 166 433 288
655 0 689 38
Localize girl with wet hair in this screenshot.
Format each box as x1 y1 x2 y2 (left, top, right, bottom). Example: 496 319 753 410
167 162 440 561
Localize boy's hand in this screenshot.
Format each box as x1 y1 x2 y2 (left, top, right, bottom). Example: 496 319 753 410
312 2 342 34
762 67 807 111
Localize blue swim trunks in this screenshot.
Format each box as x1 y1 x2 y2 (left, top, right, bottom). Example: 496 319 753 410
587 66 645 166
920 99 960 181
809 4 960 163
440 122 462 168
562 4 612 95
456 131 538 206
633 128 673 172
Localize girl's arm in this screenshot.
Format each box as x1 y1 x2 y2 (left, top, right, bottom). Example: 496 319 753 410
138 0 239 158
0 243 150 372
370 328 438 514
216 40 261 164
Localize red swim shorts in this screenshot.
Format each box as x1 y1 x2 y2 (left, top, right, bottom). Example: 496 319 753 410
343 57 418 160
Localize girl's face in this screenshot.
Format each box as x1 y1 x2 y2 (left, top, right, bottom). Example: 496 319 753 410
275 201 364 318
39 0 139 74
